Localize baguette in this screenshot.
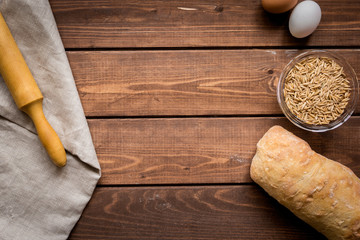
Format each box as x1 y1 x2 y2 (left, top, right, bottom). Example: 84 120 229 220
250 125 360 240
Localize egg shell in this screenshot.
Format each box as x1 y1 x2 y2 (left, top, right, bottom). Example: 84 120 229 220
289 0 321 38
261 0 298 14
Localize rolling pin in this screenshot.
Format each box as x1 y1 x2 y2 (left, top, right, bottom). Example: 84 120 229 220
0 12 66 167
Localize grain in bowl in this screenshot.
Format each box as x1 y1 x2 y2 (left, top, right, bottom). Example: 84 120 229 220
277 50 359 132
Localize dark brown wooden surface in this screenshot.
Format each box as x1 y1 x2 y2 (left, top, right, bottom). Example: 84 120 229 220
68 49 360 117
47 0 360 239
70 186 327 240
90 117 360 185
51 0 360 48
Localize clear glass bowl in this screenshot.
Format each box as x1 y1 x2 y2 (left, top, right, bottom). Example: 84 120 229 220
277 50 359 132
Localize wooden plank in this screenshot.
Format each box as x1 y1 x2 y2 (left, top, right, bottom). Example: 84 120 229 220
69 185 326 240
50 0 360 48
69 49 360 117
89 117 360 185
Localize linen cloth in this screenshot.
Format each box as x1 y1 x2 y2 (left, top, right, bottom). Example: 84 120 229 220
0 0 101 239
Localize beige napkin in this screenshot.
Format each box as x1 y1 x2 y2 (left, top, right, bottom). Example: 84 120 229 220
0 0 101 239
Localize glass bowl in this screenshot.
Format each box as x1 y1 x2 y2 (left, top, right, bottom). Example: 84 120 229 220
277 50 359 132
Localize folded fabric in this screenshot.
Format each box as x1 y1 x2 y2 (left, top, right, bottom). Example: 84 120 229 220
0 0 101 239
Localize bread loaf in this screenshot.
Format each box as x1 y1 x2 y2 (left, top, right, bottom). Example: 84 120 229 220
250 125 360 240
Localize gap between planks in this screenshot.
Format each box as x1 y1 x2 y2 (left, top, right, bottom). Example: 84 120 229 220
96 182 255 188
66 46 360 52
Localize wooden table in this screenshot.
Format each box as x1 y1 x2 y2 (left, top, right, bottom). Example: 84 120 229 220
49 1 360 239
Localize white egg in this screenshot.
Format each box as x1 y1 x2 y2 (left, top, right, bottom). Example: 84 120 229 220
289 0 321 38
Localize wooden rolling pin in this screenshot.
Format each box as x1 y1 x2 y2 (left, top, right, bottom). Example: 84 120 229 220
0 12 66 167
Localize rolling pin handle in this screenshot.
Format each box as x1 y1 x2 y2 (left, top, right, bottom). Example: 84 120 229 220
21 99 67 167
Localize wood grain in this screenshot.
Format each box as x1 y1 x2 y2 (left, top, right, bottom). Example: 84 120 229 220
89 117 360 185
50 0 360 48
50 1 360 239
68 49 360 117
69 185 327 240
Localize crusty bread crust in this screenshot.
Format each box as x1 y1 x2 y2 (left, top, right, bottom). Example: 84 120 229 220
250 125 360 240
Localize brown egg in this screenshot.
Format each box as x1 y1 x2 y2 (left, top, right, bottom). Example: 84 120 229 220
261 0 298 14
